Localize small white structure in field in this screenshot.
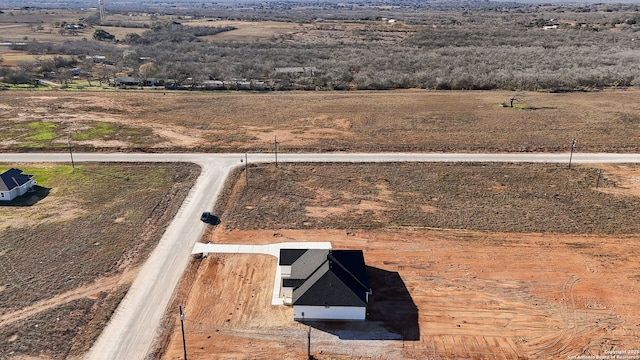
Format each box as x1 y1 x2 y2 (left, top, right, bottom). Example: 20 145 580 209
279 249 372 321
0 168 36 201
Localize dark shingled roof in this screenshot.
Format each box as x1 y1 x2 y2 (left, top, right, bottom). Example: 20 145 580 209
279 249 309 266
291 249 331 280
0 168 34 192
290 249 370 307
283 278 306 289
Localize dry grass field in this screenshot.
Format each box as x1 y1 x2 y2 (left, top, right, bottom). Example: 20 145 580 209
190 19 416 44
159 163 640 359
1 89 639 153
220 163 638 234
0 162 199 358
0 9 92 44
0 9 156 46
193 20 306 42
0 9 415 49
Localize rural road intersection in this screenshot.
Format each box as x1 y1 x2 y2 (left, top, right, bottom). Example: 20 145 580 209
2 152 639 359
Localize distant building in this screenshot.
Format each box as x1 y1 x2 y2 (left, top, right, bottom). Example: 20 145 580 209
200 80 225 90
274 67 317 76
0 168 36 201
65 23 85 30
279 249 372 321
115 77 139 87
85 55 107 62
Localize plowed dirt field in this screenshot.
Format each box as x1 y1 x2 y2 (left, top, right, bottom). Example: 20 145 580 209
159 163 640 359
161 229 640 360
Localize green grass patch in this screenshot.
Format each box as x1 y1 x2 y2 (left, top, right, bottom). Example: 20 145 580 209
0 165 85 189
14 165 77 188
16 142 48 149
73 122 116 141
1 118 159 150
23 121 58 142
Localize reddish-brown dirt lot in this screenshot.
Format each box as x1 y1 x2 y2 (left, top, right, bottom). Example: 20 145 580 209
162 229 640 360
160 163 640 359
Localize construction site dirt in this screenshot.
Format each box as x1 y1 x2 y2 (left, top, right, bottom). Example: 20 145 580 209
159 163 640 359
161 228 640 360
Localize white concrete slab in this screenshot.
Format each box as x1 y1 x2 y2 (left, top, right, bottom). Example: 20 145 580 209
192 242 332 305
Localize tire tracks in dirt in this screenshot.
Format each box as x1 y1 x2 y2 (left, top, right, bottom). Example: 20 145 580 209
0 269 136 329
531 275 581 358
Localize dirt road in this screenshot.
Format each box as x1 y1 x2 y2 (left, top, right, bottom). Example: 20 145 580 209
4 152 640 359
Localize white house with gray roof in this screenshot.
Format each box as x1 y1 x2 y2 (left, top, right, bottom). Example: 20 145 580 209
279 249 372 321
0 168 36 201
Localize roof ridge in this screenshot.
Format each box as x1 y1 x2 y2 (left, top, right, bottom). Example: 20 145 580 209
291 259 330 304
327 251 370 293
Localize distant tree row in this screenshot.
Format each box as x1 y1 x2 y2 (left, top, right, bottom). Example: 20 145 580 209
3 6 640 91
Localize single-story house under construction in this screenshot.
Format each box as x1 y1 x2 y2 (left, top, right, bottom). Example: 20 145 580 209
279 248 372 321
0 168 36 201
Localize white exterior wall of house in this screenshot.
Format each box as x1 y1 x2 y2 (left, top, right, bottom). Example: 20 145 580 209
280 265 292 277
293 305 366 321
18 180 34 196
0 190 12 201
0 178 35 201
1 188 20 201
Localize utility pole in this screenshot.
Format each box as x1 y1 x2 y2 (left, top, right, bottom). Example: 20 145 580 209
245 153 248 186
179 305 187 360
98 0 106 21
274 135 278 168
67 136 75 170
307 324 311 360
302 312 310 360
569 138 577 169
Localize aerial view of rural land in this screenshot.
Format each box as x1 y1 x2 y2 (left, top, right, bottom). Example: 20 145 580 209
1 0 640 359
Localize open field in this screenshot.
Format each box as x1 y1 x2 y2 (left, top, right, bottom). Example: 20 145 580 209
193 20 306 42
190 19 416 44
160 163 640 359
220 163 639 234
0 162 199 358
0 9 156 46
1 89 640 153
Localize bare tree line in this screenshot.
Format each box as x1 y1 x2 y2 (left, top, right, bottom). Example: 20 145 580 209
3 4 640 91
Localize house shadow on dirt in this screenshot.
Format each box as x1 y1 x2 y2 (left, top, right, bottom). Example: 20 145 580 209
300 266 419 341
0 185 50 206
